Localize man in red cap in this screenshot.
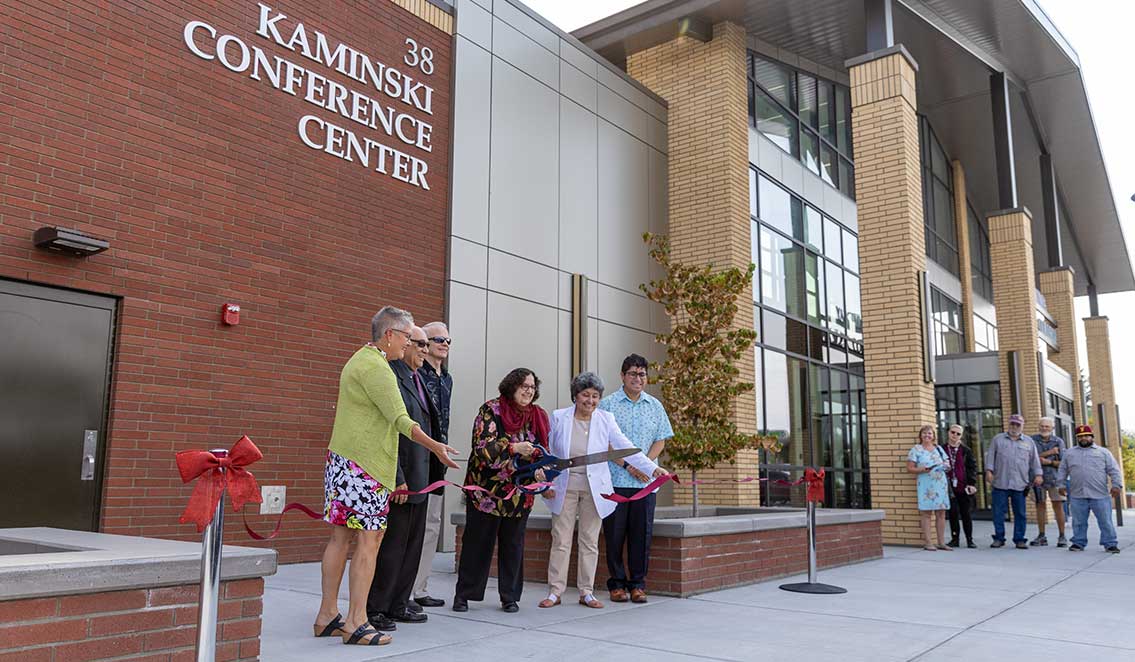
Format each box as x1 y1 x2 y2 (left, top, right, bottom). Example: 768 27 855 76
1057 425 1123 553
984 414 1043 549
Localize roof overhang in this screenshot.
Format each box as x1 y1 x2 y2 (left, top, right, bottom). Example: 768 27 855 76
575 0 1134 295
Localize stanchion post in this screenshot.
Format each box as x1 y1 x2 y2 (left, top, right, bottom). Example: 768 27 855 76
805 501 818 584
194 449 228 662
780 470 846 595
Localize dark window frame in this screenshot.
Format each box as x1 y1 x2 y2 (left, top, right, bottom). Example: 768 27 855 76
919 117 961 276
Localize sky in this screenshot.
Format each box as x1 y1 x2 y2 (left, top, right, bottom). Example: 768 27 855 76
521 0 1135 432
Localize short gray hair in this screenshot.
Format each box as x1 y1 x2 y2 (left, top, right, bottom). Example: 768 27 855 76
1038 416 1055 426
570 371 605 401
371 306 414 342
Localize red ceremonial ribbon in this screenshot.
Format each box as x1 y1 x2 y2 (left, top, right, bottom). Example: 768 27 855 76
176 436 264 532
601 468 827 504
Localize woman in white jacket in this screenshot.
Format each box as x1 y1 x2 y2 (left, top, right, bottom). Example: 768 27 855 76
538 372 668 609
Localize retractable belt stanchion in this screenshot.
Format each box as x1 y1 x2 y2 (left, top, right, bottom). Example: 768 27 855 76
193 449 227 662
779 468 847 595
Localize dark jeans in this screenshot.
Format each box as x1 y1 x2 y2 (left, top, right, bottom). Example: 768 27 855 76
455 504 529 603
947 491 973 543
991 487 1028 544
603 488 656 591
367 499 427 617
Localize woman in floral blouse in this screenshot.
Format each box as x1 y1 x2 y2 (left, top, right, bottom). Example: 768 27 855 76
453 368 550 614
907 425 953 551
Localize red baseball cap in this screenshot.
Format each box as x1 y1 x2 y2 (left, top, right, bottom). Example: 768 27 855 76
1074 424 1094 437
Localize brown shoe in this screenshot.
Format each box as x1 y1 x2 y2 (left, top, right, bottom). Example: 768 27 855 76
630 588 648 604
609 588 629 603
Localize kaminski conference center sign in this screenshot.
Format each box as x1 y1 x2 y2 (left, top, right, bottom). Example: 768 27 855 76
183 3 438 190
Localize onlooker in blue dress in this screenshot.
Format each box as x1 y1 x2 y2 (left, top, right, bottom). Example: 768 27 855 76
907 425 952 551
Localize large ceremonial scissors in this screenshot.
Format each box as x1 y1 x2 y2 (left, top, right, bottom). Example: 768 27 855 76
512 448 640 494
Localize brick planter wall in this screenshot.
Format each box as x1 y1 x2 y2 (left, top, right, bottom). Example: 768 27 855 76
0 578 263 662
455 518 882 597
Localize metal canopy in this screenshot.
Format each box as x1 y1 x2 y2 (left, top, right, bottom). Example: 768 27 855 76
575 0 1134 295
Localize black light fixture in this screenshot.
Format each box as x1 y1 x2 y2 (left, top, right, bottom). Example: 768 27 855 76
33 226 109 257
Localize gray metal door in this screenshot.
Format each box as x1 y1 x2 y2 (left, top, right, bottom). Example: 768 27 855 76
0 279 115 530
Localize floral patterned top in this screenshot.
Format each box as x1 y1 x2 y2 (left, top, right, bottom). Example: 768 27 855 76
463 398 548 517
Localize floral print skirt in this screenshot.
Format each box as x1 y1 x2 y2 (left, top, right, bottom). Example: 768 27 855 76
323 451 390 530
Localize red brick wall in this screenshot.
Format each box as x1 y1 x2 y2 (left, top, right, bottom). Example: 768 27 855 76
0 578 263 662
0 1 452 562
456 520 883 597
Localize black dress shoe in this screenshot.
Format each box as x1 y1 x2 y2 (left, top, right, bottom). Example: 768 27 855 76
452 597 468 612
391 609 428 623
406 602 423 614
1106 546 1121 554
966 541 977 549
415 595 446 608
368 614 397 632
501 601 519 613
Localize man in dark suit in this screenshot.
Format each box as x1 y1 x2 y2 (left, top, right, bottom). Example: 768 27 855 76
367 325 440 629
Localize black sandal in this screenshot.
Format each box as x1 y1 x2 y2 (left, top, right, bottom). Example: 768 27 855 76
342 623 391 646
312 613 345 638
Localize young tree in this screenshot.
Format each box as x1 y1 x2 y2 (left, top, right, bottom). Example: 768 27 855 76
640 233 758 515
1122 431 1135 492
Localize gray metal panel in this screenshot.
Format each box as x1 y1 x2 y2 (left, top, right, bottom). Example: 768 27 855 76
558 98 599 278
934 352 1000 385
484 292 559 398
596 119 650 294
487 248 558 305
926 260 963 303
647 146 669 292
560 39 599 78
488 57 559 266
1044 360 1074 401
455 0 492 49
596 282 652 331
560 60 597 112
445 281 488 459
972 293 996 323
449 236 488 288
494 0 558 53
596 319 666 406
492 17 557 89
597 83 652 146
450 37 492 244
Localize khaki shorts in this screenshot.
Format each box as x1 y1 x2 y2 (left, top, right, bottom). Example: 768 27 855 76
1033 485 1066 503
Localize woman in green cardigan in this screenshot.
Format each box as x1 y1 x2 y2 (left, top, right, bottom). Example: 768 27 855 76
314 306 459 647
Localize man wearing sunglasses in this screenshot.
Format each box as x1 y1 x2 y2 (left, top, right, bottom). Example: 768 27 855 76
413 322 453 608
600 354 673 604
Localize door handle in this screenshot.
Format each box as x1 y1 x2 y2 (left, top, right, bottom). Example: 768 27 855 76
80 429 98 481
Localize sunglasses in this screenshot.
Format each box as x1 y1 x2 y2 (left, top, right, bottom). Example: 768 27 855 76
409 339 429 349
429 337 452 345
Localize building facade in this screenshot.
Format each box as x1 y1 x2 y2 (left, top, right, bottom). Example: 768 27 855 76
0 0 1129 557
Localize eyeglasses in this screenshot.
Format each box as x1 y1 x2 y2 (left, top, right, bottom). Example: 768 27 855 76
389 328 411 340
949 430 962 435
517 384 536 393
429 337 452 345
624 371 648 379
409 339 429 349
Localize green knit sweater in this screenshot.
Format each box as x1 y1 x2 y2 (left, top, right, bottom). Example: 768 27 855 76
327 345 418 489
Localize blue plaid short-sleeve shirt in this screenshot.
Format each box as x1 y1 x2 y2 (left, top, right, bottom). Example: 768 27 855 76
600 387 674 489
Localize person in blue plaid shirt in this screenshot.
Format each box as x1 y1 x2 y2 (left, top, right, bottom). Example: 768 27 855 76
599 354 673 604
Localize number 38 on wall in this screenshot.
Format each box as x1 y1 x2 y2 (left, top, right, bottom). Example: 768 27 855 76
404 38 434 75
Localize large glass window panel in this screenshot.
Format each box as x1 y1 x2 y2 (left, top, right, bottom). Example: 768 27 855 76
755 88 798 157
798 73 817 128
762 351 809 467
753 57 795 108
804 205 823 252
760 228 793 313
845 273 862 340
761 308 808 357
804 251 822 325
826 261 845 335
839 158 854 197
801 128 820 175
842 229 859 273
749 168 758 219
835 87 850 153
823 218 842 263
758 175 797 237
820 144 837 186
810 363 829 467
750 220 760 299
930 133 949 181
754 348 764 431
933 181 956 238
818 81 835 142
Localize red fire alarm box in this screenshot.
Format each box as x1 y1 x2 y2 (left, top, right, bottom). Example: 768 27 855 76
221 303 241 326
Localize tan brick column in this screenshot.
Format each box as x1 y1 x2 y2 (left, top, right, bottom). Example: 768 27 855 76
1084 316 1124 474
952 161 976 352
846 46 932 545
988 208 1044 425
628 23 759 506
1039 268 1084 424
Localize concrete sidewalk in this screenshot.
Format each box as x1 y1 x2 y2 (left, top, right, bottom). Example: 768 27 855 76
263 513 1135 661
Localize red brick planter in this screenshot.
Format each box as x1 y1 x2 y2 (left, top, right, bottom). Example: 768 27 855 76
454 507 884 597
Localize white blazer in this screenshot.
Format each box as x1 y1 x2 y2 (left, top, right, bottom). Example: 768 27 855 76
545 406 659 519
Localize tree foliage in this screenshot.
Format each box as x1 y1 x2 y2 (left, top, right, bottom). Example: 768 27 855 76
640 233 758 476
1122 430 1135 490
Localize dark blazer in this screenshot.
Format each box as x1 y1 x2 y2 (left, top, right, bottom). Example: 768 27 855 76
391 360 441 505
945 442 978 491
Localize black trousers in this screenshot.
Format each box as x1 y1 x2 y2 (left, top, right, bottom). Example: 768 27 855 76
603 488 656 591
367 499 427 617
947 491 974 543
454 505 529 603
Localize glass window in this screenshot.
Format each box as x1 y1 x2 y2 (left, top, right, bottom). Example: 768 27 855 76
845 274 862 340
823 218 842 263
758 175 799 237
760 228 793 313
835 87 850 154
818 81 835 143
762 351 810 467
931 288 965 355
842 229 859 273
803 205 823 252
804 250 822 325
839 158 854 197
753 57 795 108
921 116 960 277
820 144 837 187
750 220 760 300
754 347 764 431
801 128 820 175
826 261 845 335
968 202 993 301
755 88 798 157
797 73 817 128
749 168 758 219
974 314 998 352
762 308 809 357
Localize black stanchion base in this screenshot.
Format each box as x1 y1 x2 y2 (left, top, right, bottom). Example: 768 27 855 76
778 582 847 594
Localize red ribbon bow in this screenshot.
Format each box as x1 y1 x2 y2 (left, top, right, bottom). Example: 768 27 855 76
804 467 825 503
176 436 263 532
